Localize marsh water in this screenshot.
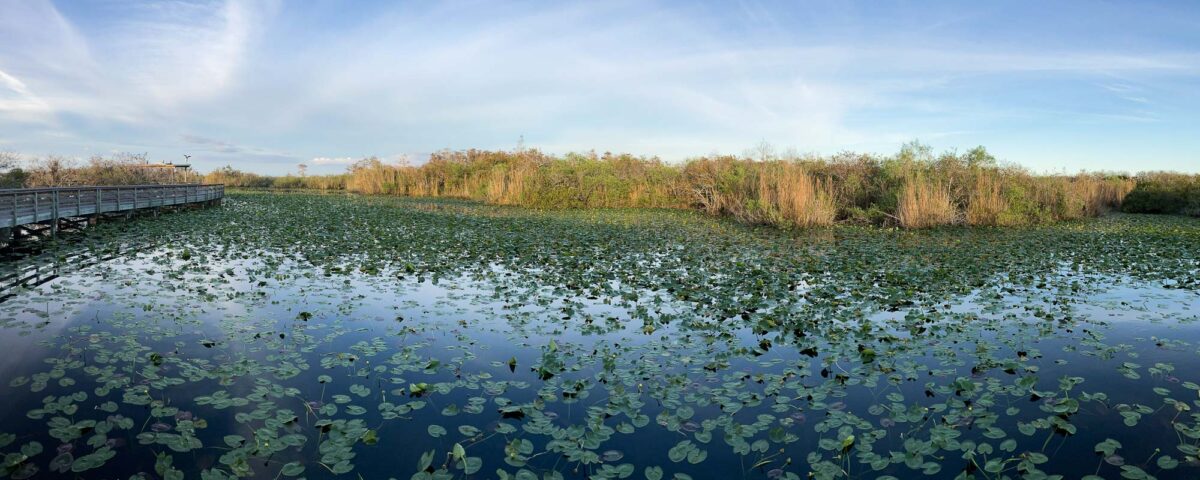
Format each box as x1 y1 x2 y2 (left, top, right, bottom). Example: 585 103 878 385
1 194 1199 480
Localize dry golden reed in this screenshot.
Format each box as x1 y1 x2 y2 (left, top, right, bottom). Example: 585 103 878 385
274 146 1135 229
15 143 1140 229
896 175 958 228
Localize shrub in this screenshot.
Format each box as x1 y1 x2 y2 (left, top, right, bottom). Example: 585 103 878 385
314 143 1139 228
10 143 1153 228
1123 172 1200 217
21 153 202 186
896 174 957 228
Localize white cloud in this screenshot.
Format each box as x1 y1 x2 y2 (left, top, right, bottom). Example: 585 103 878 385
1 1 1197 173
181 133 242 153
0 0 277 126
0 68 53 123
310 156 356 165
105 0 274 107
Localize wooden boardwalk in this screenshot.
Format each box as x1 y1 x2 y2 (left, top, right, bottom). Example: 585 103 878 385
0 184 224 241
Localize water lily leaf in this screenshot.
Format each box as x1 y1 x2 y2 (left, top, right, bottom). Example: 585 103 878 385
464 457 482 475
281 461 305 476
417 450 436 471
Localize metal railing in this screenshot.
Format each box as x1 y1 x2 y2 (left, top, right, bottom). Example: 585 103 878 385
0 184 224 230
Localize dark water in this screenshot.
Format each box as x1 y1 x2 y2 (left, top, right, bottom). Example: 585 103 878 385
1 243 1199 480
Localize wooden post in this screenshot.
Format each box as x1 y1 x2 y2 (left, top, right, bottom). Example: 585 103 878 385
90 189 100 225
51 190 58 237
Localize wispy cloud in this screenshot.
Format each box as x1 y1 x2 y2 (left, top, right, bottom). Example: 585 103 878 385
179 132 297 166
0 0 277 126
310 156 356 165
181 133 242 153
0 68 53 123
0 0 1198 173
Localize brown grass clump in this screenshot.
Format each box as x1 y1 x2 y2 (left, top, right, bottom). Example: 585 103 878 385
755 162 837 227
965 174 1008 226
896 175 957 228
16 142 1148 229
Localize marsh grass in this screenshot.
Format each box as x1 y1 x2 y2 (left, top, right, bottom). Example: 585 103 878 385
896 175 957 228
17 143 1140 229
296 143 1134 229
1122 172 1200 217
677 158 835 226
755 162 838 227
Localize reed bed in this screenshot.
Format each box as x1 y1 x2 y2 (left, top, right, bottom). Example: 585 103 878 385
301 145 1134 228
1121 172 1200 217
7 144 1142 228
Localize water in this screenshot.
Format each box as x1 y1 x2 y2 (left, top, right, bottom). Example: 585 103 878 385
2 216 1200 479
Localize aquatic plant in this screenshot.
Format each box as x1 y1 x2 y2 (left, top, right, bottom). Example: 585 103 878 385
0 192 1197 479
186 143 1139 229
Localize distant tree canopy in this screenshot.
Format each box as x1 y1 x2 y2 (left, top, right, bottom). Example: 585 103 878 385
13 152 200 187
0 151 25 188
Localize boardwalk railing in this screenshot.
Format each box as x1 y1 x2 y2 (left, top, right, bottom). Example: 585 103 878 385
0 184 224 231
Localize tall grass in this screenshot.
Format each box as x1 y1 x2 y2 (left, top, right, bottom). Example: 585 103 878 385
298 143 1134 228
682 157 836 226
12 143 1143 229
896 175 957 228
1122 172 1200 217
965 174 1008 226
203 166 276 188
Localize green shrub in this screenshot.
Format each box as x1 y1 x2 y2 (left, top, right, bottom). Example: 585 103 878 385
1123 172 1200 217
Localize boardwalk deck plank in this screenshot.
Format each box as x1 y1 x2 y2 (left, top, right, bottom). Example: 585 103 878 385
0 184 224 231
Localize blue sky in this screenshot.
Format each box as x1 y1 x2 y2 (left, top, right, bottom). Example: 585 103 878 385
1 0 1198 175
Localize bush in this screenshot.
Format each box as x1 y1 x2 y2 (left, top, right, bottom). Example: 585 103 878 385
1123 172 1200 217
20 153 202 186
313 143 1136 229
7 143 1153 229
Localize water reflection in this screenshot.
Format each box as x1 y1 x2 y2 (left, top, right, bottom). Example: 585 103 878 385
0 242 1199 479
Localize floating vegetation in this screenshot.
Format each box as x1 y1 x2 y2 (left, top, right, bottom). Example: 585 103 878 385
0 192 1198 479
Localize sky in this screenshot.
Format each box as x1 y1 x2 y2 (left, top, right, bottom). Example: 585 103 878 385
1 0 1198 175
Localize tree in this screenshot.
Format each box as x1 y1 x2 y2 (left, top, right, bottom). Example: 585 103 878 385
26 155 76 186
0 151 26 187
749 140 776 162
0 151 18 171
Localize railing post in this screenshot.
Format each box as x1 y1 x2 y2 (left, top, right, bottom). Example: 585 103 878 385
0 183 224 235
51 190 59 237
